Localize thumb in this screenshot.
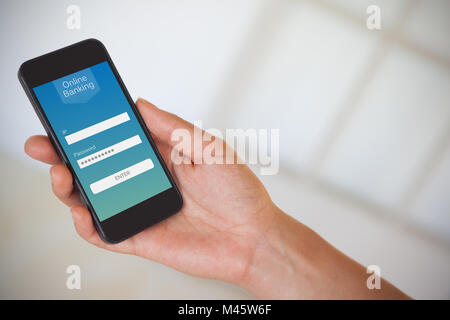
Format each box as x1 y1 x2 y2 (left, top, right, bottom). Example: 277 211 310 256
135 98 194 147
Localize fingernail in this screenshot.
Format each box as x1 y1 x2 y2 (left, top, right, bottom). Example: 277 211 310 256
70 207 78 220
49 166 56 183
137 97 148 104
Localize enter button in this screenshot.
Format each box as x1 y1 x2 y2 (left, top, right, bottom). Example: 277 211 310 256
90 158 154 194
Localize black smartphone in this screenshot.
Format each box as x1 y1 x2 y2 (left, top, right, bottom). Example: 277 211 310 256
18 39 183 243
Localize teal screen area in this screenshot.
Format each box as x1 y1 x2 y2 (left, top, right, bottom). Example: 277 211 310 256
33 61 172 221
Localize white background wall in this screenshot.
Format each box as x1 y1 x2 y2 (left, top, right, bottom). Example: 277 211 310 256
0 0 449 299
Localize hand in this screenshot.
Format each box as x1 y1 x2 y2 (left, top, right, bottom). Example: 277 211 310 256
25 98 410 299
25 98 278 286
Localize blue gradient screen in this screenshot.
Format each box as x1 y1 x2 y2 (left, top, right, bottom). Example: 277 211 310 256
33 61 172 221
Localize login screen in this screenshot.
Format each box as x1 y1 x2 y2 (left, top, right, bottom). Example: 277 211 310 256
33 61 172 221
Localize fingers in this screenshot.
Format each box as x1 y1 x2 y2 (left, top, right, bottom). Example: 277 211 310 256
50 164 82 207
25 135 60 164
25 136 81 207
71 206 105 247
70 205 136 254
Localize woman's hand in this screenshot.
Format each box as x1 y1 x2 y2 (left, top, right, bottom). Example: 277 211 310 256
25 98 410 299
25 98 278 286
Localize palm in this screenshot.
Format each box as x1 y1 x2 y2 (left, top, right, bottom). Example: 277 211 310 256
116 139 274 282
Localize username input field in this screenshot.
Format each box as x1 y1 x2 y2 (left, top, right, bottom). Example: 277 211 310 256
65 112 130 145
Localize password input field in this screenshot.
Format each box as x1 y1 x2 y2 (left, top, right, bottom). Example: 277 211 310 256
65 112 130 145
77 135 142 169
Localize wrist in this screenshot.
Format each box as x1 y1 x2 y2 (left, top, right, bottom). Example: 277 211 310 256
235 207 411 299
235 206 313 299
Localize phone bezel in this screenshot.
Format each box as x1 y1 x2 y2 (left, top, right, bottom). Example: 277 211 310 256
18 39 183 243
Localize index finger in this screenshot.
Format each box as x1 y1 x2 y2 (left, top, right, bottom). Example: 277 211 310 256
24 135 61 165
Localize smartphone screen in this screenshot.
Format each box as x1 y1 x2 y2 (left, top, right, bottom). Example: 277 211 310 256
32 61 172 222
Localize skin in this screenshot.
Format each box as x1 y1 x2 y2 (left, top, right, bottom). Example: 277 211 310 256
24 98 410 299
